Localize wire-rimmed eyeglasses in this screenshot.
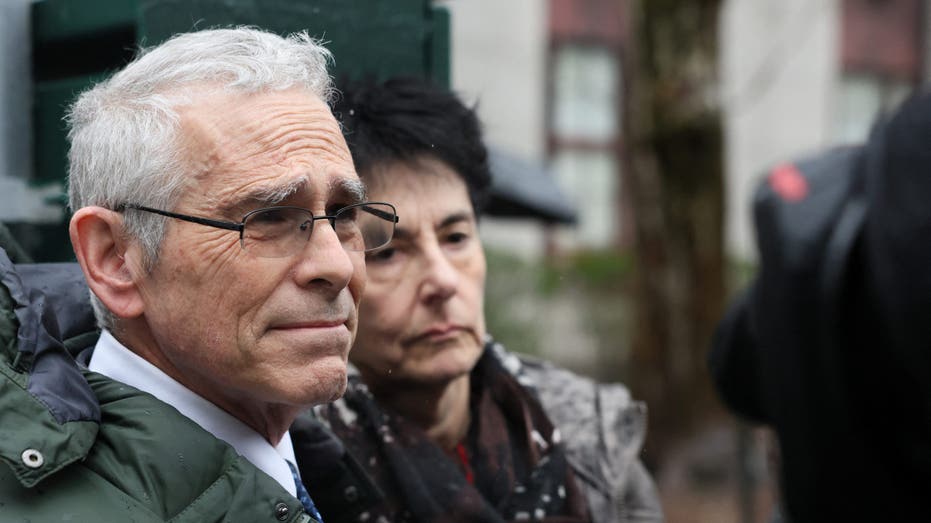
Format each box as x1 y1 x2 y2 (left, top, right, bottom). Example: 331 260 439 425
117 202 398 259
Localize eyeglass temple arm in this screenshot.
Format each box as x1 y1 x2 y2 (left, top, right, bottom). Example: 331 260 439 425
120 204 243 232
361 204 399 223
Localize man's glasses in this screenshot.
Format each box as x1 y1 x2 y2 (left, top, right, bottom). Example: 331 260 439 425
118 202 398 259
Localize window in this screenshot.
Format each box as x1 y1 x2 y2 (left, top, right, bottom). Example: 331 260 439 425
552 45 619 142
548 43 622 249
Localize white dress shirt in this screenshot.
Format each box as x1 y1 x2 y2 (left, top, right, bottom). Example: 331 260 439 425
89 329 298 496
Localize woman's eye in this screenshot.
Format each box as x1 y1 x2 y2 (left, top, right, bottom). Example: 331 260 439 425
447 232 468 244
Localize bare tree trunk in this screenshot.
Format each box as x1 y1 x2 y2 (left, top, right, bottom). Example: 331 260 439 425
622 0 725 460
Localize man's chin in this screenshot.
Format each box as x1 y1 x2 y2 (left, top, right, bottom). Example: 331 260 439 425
294 357 348 405
320 373 349 403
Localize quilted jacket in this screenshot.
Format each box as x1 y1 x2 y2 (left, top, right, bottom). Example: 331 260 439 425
0 248 315 522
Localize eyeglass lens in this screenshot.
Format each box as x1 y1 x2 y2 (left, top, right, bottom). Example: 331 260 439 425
241 203 395 258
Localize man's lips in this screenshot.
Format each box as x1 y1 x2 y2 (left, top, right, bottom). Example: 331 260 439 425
270 319 349 330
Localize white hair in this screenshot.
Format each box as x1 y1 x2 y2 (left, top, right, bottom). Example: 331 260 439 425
67 27 334 329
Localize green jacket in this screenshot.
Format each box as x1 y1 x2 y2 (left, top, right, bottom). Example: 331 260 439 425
0 248 316 522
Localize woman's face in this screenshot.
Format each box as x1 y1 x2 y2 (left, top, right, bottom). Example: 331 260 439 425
350 157 487 391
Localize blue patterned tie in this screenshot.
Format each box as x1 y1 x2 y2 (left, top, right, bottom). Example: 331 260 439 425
287 460 324 522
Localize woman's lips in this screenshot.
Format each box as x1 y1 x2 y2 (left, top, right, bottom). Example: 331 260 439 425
408 324 468 344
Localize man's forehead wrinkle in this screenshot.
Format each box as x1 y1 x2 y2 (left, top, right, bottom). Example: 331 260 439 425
274 129 354 168
177 91 359 214
248 102 352 163
183 92 351 170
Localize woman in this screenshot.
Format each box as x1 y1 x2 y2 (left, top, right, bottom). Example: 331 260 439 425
296 77 663 523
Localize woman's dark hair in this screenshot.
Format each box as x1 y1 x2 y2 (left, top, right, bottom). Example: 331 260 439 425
332 77 491 213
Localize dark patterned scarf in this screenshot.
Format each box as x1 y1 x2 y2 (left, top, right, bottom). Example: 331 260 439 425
318 343 591 523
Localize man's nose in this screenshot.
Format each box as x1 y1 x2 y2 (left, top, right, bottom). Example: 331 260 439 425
293 220 357 291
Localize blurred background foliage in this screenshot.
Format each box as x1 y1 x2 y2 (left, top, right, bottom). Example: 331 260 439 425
485 246 634 381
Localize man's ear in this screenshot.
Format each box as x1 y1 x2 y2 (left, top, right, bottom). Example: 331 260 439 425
70 207 145 319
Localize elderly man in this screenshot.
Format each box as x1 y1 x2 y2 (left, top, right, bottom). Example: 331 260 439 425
301 78 662 523
0 28 397 521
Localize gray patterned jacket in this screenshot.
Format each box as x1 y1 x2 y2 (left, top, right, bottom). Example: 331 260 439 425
488 341 664 523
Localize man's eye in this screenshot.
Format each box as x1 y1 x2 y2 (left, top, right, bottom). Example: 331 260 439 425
373 247 395 260
250 209 290 224
366 247 395 262
247 209 294 227
331 204 357 218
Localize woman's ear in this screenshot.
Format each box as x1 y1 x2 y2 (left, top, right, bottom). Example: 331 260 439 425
69 207 145 319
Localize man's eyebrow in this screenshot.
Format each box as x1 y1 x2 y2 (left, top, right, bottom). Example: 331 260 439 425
331 177 367 204
226 174 364 212
235 176 309 208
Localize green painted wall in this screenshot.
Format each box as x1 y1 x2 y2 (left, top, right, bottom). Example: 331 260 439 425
24 0 449 260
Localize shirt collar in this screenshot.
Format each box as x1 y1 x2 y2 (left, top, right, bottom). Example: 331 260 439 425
88 329 297 496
